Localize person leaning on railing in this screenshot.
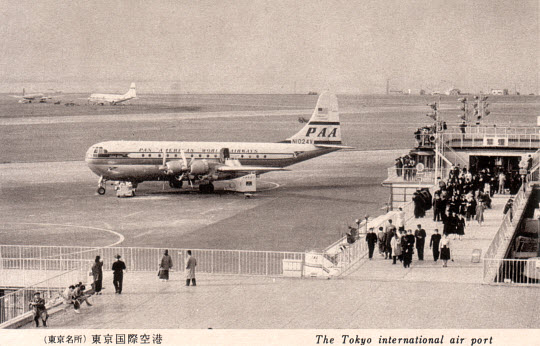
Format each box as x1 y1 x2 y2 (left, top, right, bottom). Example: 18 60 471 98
29 291 48 327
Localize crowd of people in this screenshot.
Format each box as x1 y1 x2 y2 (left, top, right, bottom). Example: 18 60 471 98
62 281 93 314
394 155 417 181
364 223 451 268
351 160 530 270
430 165 521 239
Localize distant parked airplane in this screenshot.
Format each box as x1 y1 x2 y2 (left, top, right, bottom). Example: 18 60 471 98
10 89 51 103
88 83 137 105
86 92 352 195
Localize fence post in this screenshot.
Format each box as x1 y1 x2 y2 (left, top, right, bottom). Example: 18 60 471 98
265 252 268 276
130 248 134 272
211 251 214 274
238 250 241 274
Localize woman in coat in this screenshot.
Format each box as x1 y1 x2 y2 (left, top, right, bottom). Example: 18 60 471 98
391 231 402 265
91 256 104 294
476 201 485 226
159 250 173 281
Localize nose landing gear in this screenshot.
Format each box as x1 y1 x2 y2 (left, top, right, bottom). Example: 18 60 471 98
97 176 107 195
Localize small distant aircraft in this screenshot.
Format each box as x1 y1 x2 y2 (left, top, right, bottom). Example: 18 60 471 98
88 82 137 105
10 88 51 103
85 92 352 195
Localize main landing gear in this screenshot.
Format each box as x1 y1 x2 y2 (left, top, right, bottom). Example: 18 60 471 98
169 179 183 189
199 183 214 194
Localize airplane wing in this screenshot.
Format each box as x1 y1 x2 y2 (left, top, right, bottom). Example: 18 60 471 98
315 144 355 150
216 165 288 173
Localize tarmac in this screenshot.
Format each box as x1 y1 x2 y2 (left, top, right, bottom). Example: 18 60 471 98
18 195 540 329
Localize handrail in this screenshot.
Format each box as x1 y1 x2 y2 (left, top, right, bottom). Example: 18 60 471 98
0 245 304 277
0 264 88 326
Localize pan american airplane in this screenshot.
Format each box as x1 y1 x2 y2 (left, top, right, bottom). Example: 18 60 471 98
85 92 351 195
88 82 137 105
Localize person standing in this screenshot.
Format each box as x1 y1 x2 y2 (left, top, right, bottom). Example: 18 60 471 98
476 201 485 226
456 214 466 240
440 235 452 267
159 250 173 281
29 292 48 327
186 250 197 286
403 229 415 268
365 228 378 260
112 254 127 294
430 229 442 262
391 231 402 265
414 224 426 261
377 227 386 256
91 255 104 295
384 220 396 260
413 190 425 218
396 207 406 232
498 171 506 194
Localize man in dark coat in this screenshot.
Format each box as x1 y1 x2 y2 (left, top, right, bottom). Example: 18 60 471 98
384 220 396 259
413 190 425 218
414 224 427 261
403 230 415 268
112 255 127 294
365 227 378 260
91 255 104 295
430 229 442 262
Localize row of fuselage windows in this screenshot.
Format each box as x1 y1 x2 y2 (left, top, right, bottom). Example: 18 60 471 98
139 153 270 159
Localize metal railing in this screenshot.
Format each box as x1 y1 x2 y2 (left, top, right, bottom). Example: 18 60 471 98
444 126 540 136
0 259 91 288
0 245 304 277
0 266 88 325
386 167 450 184
484 258 540 286
441 132 539 149
325 199 417 276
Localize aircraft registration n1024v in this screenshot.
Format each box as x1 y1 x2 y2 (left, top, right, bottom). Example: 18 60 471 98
85 92 353 195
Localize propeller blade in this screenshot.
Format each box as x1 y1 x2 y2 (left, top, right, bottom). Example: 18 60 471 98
180 150 188 167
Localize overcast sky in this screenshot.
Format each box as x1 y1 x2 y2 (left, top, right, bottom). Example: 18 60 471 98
0 0 537 93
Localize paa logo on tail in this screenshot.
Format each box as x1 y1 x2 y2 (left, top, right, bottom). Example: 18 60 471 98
287 92 341 145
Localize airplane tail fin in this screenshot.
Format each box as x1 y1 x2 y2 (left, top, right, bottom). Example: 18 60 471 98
286 92 341 144
125 82 136 98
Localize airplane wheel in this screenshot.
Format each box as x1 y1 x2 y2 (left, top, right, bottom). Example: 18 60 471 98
169 180 183 188
97 187 106 195
200 183 214 193
199 184 214 193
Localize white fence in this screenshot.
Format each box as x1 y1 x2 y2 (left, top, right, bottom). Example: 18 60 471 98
0 259 90 288
484 258 540 286
0 245 304 277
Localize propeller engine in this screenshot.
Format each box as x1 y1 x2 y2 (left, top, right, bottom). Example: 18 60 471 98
159 150 211 175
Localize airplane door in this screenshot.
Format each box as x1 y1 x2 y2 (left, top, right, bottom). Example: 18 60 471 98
220 148 230 163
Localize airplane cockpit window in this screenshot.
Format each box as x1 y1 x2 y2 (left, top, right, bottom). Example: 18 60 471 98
92 147 106 158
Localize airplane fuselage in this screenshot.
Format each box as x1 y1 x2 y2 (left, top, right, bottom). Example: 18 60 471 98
88 94 134 104
86 140 335 182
